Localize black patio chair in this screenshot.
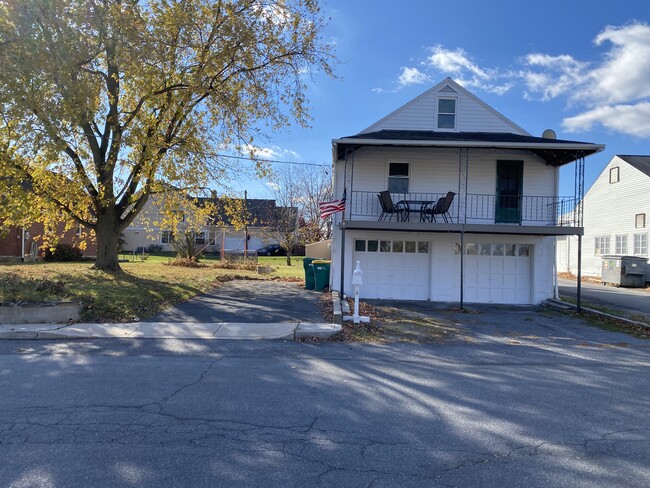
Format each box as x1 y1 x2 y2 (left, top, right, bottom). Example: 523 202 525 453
422 191 455 223
377 191 407 221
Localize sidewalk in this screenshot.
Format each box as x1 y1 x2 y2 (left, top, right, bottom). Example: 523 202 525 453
0 321 342 341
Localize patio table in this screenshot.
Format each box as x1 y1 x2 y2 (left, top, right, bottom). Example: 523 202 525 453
397 199 436 222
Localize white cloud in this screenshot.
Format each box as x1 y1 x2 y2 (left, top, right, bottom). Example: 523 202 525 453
244 145 300 161
427 45 490 78
520 54 589 101
375 21 650 138
587 23 650 104
398 67 429 87
562 102 650 137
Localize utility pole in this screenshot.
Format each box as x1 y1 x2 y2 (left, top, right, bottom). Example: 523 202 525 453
244 190 248 259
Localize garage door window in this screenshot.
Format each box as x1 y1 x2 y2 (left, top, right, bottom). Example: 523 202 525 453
457 242 531 256
355 239 429 254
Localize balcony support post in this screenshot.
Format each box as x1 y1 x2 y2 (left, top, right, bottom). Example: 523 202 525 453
577 233 582 313
460 230 465 310
574 155 585 227
457 148 468 224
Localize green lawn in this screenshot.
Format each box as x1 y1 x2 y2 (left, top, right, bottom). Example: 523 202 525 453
0 256 306 322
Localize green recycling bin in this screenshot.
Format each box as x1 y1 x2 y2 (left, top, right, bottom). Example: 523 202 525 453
312 259 331 292
303 257 316 290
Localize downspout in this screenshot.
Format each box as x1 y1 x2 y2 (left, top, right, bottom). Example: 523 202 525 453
21 227 26 262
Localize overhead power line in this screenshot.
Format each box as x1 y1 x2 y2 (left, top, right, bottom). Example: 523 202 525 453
214 153 329 168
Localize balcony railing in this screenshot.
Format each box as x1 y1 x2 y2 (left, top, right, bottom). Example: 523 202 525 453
348 191 580 227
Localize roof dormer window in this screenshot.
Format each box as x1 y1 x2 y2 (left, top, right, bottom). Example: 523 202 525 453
437 97 457 130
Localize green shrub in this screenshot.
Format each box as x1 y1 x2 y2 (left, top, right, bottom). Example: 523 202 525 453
42 243 84 262
172 232 203 262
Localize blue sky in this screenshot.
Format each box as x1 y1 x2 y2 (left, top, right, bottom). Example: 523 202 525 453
236 0 650 198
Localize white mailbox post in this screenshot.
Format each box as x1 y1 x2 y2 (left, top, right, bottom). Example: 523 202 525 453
344 261 370 324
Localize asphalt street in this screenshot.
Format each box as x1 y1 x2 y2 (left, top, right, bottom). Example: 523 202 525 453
1 311 649 488
558 278 650 320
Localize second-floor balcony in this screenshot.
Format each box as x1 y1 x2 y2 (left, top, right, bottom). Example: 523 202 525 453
344 191 581 235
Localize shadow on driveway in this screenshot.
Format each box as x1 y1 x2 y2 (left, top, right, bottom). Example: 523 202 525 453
151 280 324 323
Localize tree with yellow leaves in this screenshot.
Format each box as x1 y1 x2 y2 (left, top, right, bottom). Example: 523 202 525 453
0 0 335 270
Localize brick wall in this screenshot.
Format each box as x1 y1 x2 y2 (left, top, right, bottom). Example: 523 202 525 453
0 221 97 258
0 226 23 257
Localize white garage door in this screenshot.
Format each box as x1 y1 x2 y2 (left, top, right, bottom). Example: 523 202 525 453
461 243 531 304
353 239 430 300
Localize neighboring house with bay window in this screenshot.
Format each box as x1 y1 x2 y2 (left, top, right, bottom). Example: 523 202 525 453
329 77 604 305
557 155 650 280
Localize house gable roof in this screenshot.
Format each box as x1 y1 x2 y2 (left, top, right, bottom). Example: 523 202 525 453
198 198 278 227
361 78 529 136
617 155 650 177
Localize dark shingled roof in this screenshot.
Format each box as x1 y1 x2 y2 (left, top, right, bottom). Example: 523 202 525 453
334 130 604 166
197 198 278 227
617 155 650 177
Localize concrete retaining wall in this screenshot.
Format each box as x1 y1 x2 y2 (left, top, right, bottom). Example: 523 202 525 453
0 302 81 324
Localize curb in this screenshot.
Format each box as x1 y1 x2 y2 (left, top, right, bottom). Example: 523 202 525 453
0 322 343 341
547 298 650 330
331 291 343 324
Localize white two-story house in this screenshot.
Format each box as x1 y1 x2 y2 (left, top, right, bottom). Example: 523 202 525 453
330 78 604 305
557 155 650 280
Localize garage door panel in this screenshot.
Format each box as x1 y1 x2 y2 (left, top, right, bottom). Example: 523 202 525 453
354 239 430 300
461 242 532 305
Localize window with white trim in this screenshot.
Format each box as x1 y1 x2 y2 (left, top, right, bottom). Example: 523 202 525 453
387 162 409 193
615 234 627 254
634 233 647 256
437 98 457 130
636 213 646 229
75 224 82 236
161 231 175 244
609 166 619 183
594 236 610 256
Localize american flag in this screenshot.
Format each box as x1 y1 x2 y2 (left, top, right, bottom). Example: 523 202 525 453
319 190 346 219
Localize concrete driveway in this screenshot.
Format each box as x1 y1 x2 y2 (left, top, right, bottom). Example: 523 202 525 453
366 299 649 348
559 278 650 321
151 280 324 323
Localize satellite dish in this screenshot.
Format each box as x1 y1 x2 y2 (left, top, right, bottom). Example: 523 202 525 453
542 129 557 140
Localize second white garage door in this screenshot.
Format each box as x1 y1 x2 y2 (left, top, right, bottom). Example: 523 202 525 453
460 243 532 304
353 238 430 300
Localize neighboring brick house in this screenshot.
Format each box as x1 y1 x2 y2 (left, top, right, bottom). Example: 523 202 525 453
0 221 97 261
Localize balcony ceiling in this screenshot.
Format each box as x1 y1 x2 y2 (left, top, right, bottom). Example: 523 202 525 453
333 130 605 167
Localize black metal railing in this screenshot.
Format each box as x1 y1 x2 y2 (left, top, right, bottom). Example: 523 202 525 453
348 191 580 226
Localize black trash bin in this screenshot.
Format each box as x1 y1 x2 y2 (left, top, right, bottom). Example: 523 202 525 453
303 257 317 290
312 260 331 292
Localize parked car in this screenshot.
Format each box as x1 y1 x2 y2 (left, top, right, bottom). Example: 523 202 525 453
256 244 306 256
256 244 286 256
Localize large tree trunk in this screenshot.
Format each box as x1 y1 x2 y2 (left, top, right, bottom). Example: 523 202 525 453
93 211 122 271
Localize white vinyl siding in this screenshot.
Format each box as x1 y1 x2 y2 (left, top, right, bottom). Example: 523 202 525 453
362 81 527 134
346 146 554 222
564 156 650 277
